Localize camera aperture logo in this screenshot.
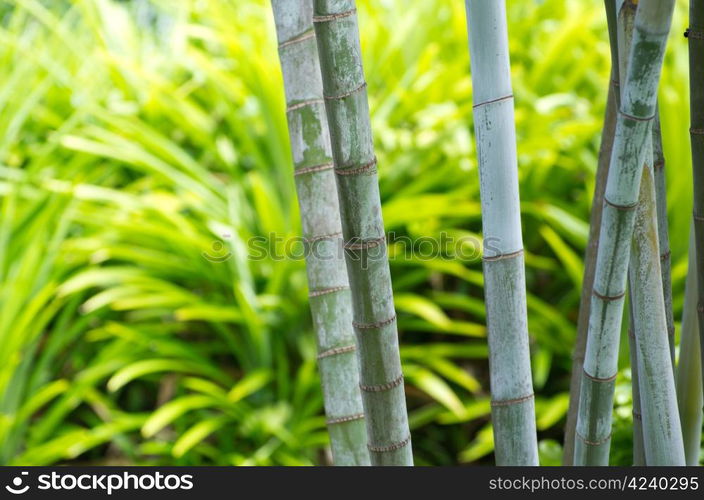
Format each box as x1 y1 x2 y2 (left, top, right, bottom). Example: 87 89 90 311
5 471 194 495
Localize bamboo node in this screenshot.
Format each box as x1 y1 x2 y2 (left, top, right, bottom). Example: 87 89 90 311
367 434 411 453
482 248 523 262
685 28 704 40
360 374 404 392
618 109 655 123
309 285 349 298
313 9 357 23
659 249 671 262
324 82 367 102
694 212 704 222
582 368 617 383
294 162 334 176
491 393 534 407
632 410 642 421
306 231 343 243
690 128 704 135
603 197 638 211
575 430 612 447
653 159 665 171
278 29 315 50
286 98 324 113
592 288 626 302
326 413 365 425
344 235 386 251
317 344 356 360
698 302 704 314
335 156 378 177
473 94 513 109
353 314 397 330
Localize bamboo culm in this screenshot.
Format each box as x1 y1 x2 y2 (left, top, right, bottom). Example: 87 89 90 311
628 160 685 465
652 114 675 366
312 0 413 465
574 0 675 466
563 0 620 465
465 0 538 465
688 0 704 397
271 0 369 466
676 231 704 465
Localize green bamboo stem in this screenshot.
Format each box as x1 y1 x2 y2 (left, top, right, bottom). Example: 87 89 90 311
679 236 704 465
629 161 685 465
688 0 704 400
627 289 645 465
271 0 369 466
652 113 676 366
574 0 675 466
312 0 412 466
464 0 538 466
677 231 703 465
563 0 620 466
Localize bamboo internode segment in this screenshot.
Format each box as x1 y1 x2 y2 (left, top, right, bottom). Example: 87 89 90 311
465 0 539 466
272 0 369 466
689 0 704 414
575 0 677 466
314 0 412 466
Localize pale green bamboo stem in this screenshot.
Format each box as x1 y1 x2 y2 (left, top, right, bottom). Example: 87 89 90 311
617 0 646 465
688 0 704 403
563 0 620 465
652 113 676 366
677 230 703 465
629 162 685 466
271 0 369 466
312 0 412 466
465 0 538 466
575 0 675 465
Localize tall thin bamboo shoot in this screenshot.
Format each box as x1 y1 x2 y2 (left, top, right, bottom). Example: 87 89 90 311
688 0 704 396
271 0 369 465
465 0 538 466
312 0 413 466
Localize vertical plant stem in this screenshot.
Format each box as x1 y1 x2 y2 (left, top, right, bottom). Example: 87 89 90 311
652 113 676 366
628 162 685 465
564 0 620 465
271 0 369 466
464 0 538 466
688 0 704 398
677 231 704 465
312 0 413 466
574 0 675 466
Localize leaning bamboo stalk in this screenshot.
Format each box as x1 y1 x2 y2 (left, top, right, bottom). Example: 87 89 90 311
574 0 675 466
676 232 703 465
271 0 369 465
652 113 676 366
688 0 704 395
312 0 412 465
629 160 685 465
464 0 538 465
563 0 620 465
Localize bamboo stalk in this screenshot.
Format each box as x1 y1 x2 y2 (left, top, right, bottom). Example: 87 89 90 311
271 0 369 466
629 160 685 465
464 0 538 466
676 231 703 465
652 113 676 366
312 0 413 466
574 0 675 466
688 0 704 399
563 0 620 465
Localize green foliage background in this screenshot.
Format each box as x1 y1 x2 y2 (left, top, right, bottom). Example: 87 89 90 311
0 0 700 465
